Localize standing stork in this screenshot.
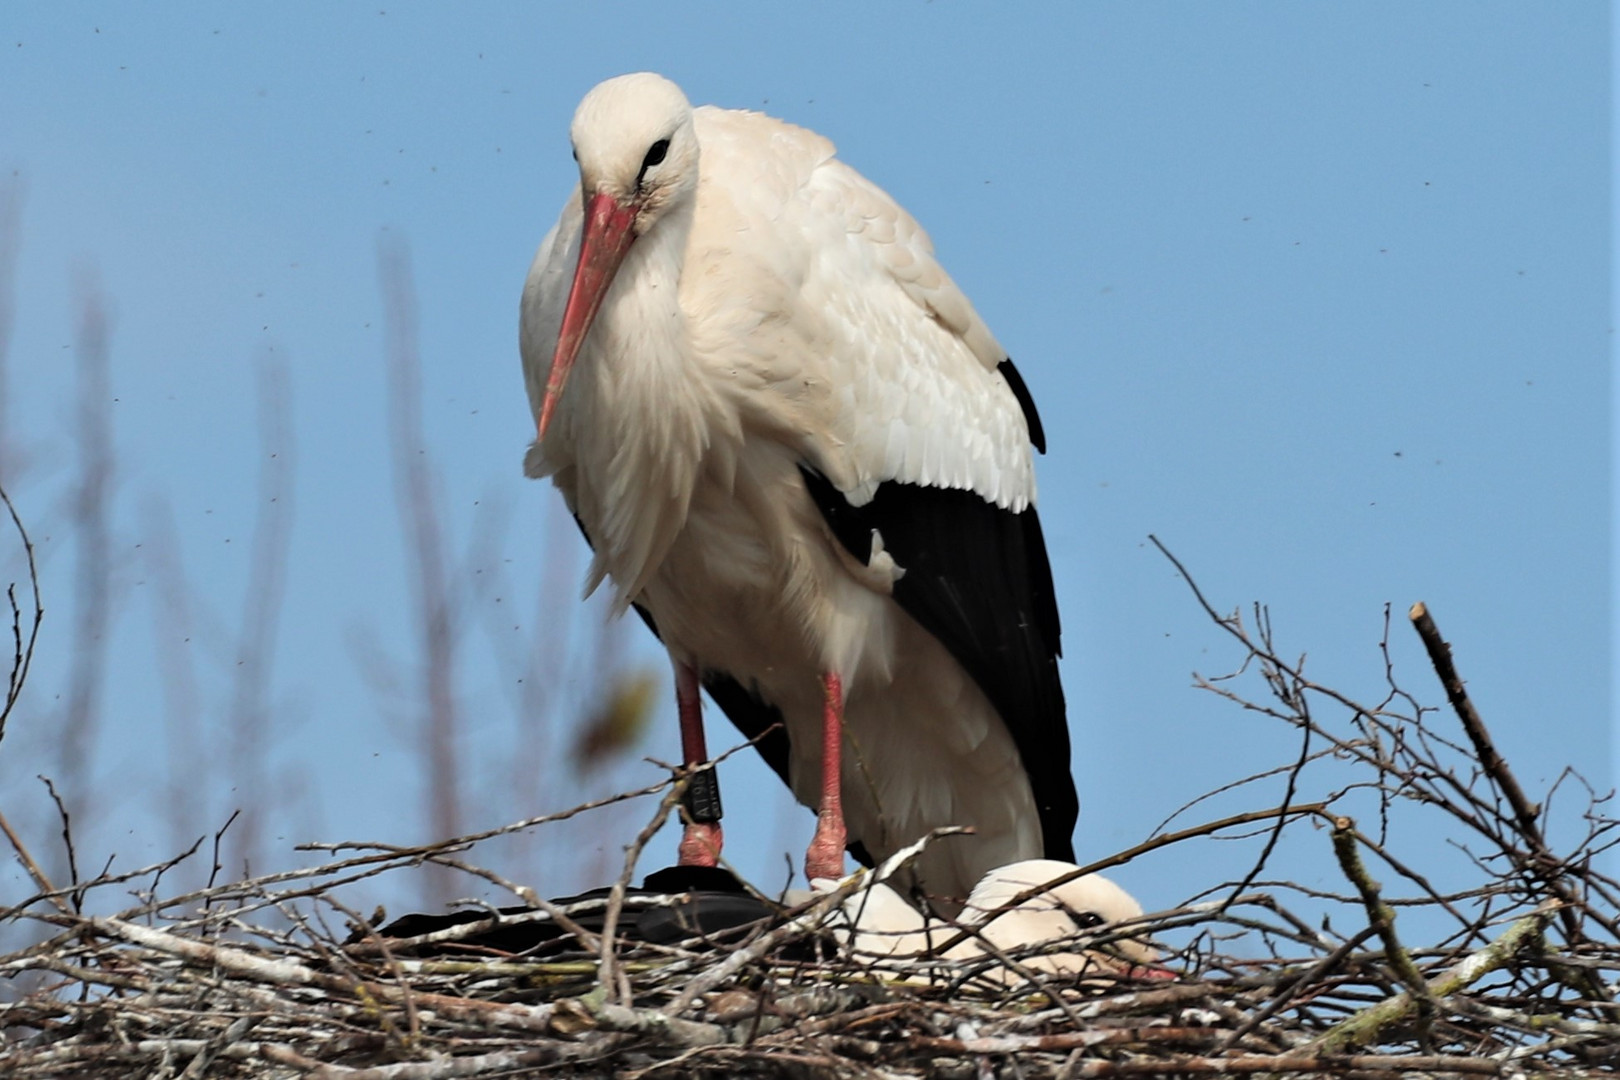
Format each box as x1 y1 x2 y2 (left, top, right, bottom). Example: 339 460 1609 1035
520 73 1076 903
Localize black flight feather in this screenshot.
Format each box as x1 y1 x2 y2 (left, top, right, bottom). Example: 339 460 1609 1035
998 358 1046 454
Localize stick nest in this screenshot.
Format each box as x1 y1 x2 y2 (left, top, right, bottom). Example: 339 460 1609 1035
4 600 1618 1079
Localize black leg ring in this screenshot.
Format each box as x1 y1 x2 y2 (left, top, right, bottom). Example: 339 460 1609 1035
682 768 723 825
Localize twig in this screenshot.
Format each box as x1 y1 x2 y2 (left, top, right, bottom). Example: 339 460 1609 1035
1410 601 1606 991
1408 602 1544 852
0 482 43 748
305 1045 605 1079
1328 815 1434 1044
178 1013 265 1079
38 775 84 913
207 808 242 901
0 806 70 915
554 995 727 1046
1062 1054 1511 1077
1221 691 1313 913
599 774 689 1002
914 1025 1223 1055
1215 925 1380 1051
322 892 423 1050
81 914 568 1034
1303 900 1556 1054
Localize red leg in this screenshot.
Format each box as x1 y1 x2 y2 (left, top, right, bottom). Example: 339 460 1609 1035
804 671 847 882
675 661 723 867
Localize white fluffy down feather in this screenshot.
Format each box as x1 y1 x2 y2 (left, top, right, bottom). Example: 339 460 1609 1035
824 860 1162 980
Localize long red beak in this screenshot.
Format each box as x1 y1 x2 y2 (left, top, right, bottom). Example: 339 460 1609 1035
537 192 638 440
1127 963 1178 981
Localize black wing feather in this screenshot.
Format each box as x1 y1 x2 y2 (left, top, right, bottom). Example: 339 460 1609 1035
998 358 1046 454
797 435 1076 862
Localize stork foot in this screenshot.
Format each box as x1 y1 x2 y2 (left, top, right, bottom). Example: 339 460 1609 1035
805 812 846 882
678 822 724 868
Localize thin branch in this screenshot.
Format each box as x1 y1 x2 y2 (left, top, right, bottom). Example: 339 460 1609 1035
1408 602 1543 851
378 237 464 908
0 806 70 915
0 482 42 747
1328 815 1434 1043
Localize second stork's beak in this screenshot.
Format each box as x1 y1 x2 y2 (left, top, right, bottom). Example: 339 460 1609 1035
537 192 638 439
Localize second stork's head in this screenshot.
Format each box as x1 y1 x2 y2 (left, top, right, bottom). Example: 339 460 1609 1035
958 860 1166 977
538 72 700 439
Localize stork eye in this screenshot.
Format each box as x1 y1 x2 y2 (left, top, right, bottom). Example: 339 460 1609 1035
571 147 579 163
642 139 670 171
1074 912 1106 930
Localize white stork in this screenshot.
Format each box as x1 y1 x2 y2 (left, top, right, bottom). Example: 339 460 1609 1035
520 73 1076 903
836 860 1163 980
948 860 1162 980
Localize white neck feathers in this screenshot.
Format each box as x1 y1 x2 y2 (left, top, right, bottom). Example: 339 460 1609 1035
565 204 732 609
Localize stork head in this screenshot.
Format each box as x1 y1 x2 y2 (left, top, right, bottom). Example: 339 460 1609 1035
959 860 1167 977
538 73 700 439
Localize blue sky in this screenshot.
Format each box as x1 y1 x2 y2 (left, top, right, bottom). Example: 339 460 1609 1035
0 5 1609 918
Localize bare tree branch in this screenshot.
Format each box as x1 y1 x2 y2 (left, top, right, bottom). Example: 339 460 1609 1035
224 350 297 877
0 482 42 748
57 273 115 821
377 237 464 908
